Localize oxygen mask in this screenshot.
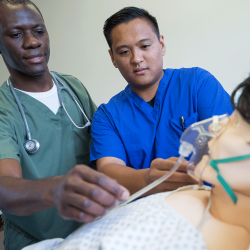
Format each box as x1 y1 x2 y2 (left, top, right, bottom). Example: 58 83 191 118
180 114 250 204
179 114 229 183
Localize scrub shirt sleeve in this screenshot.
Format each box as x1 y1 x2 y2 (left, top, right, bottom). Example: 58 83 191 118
90 106 127 167
0 109 20 161
195 68 233 120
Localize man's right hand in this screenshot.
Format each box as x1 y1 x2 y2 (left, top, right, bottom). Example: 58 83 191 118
0 159 129 221
147 157 197 193
52 165 130 223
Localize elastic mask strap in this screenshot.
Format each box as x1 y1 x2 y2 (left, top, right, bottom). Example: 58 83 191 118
209 154 250 204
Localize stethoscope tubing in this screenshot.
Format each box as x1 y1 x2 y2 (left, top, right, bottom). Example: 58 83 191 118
50 72 91 129
7 72 91 153
7 79 32 141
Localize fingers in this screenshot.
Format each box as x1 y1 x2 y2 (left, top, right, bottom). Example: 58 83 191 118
54 165 130 222
96 175 129 200
150 169 195 184
71 179 121 208
152 171 198 193
164 172 196 183
66 192 107 216
150 158 188 172
70 165 129 200
59 192 108 223
60 204 95 223
176 162 189 172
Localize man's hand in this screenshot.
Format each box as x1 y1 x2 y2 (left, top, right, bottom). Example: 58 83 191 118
147 157 197 193
52 165 130 223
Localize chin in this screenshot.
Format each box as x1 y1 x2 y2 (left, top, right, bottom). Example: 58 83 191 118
130 79 156 89
22 65 48 76
28 70 47 76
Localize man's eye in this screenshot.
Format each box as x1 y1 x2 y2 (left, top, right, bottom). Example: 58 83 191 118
120 50 129 55
10 33 21 38
142 44 150 49
35 30 44 35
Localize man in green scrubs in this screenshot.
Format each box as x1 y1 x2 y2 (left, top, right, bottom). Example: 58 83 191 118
0 0 129 249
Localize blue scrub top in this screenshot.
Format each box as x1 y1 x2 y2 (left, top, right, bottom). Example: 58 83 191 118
90 68 233 169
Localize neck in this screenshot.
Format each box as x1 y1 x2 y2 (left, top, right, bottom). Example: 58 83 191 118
9 69 53 92
130 70 164 102
210 186 250 234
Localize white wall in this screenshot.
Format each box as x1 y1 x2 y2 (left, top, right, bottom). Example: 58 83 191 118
1 0 250 106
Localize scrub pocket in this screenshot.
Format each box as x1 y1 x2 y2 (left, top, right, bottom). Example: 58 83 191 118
170 112 199 144
183 112 199 129
2 215 39 250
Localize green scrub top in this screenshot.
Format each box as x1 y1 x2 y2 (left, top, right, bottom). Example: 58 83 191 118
0 72 97 242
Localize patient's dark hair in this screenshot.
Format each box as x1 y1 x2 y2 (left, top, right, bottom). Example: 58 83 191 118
0 0 43 20
231 76 250 124
103 6 160 49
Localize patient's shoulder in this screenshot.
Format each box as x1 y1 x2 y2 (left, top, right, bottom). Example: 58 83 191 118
165 189 210 227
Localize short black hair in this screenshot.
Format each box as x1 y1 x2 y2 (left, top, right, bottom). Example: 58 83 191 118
103 6 160 49
231 76 250 124
0 0 43 20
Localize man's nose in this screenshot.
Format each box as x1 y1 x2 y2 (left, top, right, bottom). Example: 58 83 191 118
23 33 42 49
130 48 143 64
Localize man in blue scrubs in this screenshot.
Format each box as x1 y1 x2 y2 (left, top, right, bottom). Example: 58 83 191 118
90 7 233 195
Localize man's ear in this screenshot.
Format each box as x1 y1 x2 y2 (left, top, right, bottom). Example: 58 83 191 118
159 35 166 57
108 49 118 68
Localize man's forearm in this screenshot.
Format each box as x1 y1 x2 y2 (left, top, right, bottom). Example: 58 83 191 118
98 158 197 196
0 176 62 216
98 163 149 195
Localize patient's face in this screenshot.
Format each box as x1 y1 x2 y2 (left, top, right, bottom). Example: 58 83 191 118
194 110 250 193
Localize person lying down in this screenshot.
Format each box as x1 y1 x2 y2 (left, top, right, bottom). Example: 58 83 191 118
23 77 250 250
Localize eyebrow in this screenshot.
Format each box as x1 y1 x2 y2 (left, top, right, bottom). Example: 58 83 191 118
115 37 153 52
6 23 45 31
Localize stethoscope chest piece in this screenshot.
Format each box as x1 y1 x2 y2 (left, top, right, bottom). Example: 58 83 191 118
24 139 40 154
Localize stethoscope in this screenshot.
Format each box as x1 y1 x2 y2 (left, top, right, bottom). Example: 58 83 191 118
7 72 91 154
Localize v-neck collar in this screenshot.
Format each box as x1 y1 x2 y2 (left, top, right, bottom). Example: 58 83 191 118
10 77 72 122
6 74 78 121
16 89 64 121
124 70 173 119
